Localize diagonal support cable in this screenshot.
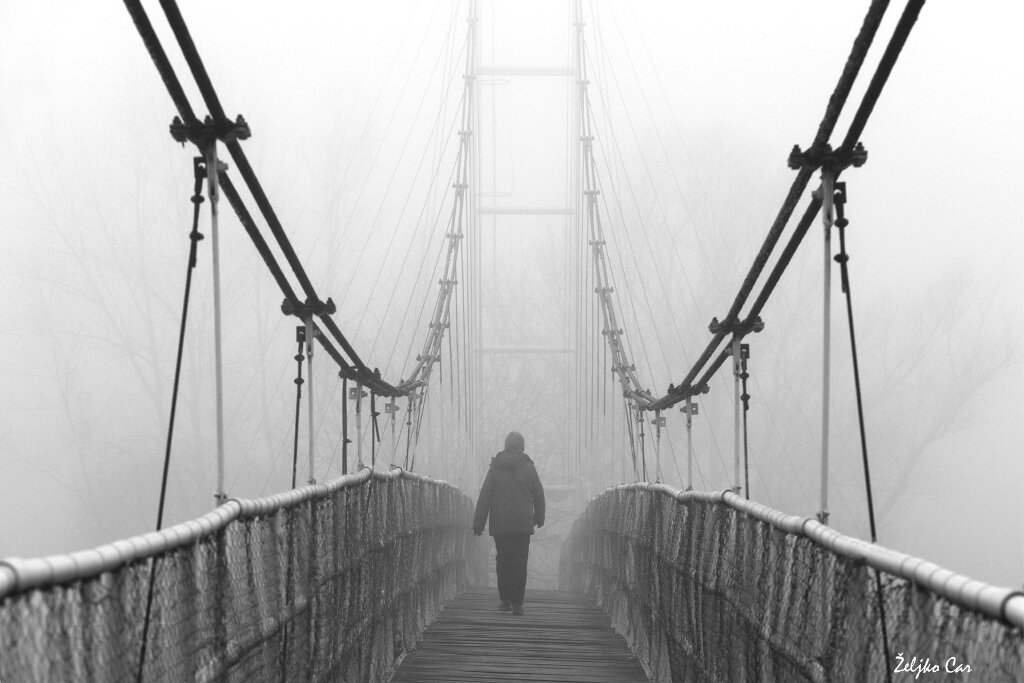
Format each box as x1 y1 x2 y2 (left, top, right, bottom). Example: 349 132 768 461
136 156 207 683
649 0 928 410
123 0 410 397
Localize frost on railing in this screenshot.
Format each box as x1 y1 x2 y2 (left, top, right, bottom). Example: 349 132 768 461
0 468 486 682
560 483 1024 683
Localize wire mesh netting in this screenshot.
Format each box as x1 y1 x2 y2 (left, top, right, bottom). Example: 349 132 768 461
0 469 486 682
560 484 1024 683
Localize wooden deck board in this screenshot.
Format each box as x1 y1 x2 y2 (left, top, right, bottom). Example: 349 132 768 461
390 588 649 682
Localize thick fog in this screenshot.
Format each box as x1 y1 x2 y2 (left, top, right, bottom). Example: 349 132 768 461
1 1 1021 589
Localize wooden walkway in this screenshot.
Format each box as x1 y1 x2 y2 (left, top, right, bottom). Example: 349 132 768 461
391 587 649 682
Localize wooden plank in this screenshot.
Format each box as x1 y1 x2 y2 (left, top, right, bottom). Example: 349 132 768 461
390 588 649 682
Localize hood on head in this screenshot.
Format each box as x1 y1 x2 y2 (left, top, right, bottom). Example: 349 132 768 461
504 431 525 452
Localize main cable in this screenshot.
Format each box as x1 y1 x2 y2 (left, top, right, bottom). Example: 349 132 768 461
649 0 893 410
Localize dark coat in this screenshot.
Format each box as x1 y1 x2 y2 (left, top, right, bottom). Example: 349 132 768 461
472 450 545 536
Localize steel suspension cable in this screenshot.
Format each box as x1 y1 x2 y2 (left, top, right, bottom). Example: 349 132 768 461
649 0 893 410
833 182 893 682
576 31 654 410
603 5 813 498
290 328 306 489
305 8 430 264
579 40 668 407
353 34 470 344
328 0 452 301
135 0 399 395
308 84 464 437
136 156 206 683
589 19 697 363
616 3 724 304
380 97 464 374
585 61 677 385
384 93 469 386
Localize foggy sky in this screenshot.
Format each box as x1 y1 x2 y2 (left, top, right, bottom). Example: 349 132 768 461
1 1 1021 589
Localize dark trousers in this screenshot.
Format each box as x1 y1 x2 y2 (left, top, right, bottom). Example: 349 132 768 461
493 533 531 605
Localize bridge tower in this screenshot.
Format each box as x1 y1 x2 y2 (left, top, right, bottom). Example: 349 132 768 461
466 1 592 497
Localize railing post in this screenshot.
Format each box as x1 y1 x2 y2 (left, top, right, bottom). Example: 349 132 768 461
731 334 742 493
205 141 227 506
682 397 697 490
818 168 836 524
353 383 364 468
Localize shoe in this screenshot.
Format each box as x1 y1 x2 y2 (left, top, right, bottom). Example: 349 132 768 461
497 600 511 611
512 604 524 616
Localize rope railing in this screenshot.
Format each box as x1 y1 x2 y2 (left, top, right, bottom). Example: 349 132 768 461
561 484 1024 682
0 469 486 682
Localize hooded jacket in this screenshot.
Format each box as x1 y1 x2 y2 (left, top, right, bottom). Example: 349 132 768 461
472 449 545 536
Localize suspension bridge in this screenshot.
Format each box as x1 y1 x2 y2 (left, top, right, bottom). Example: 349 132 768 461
1 0 1021 681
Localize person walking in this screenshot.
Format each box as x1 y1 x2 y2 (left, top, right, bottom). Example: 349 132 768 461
472 431 545 616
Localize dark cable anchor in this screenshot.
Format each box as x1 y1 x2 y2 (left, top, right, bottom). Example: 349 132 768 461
169 114 252 148
666 381 710 398
787 141 868 172
833 182 852 294
281 295 337 319
708 315 764 337
186 157 207 266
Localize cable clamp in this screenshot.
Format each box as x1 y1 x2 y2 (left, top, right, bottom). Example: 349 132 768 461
348 387 368 400
170 114 251 148
602 328 623 337
429 321 450 329
679 402 699 416
588 239 606 246
651 415 666 427
352 366 384 389
191 156 209 182
594 286 614 294
726 342 751 360
708 316 764 336
832 181 850 228
787 142 868 172
583 189 600 196
281 296 337 319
